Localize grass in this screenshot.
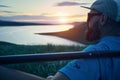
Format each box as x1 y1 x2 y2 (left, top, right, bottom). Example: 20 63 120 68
0 41 86 78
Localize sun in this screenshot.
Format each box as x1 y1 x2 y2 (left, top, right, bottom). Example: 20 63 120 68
59 17 68 24
56 12 69 24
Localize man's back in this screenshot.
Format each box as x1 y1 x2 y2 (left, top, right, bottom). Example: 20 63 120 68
59 36 120 80
94 36 120 80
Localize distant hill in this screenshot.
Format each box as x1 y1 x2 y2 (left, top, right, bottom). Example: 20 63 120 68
0 20 54 26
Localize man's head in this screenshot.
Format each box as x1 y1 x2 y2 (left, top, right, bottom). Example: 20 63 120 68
82 0 120 42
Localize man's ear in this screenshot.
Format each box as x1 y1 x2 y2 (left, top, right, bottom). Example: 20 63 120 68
99 15 108 26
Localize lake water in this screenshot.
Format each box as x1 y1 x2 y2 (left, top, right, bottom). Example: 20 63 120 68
0 25 85 46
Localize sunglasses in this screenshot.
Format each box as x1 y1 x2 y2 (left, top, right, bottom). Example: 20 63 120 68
87 13 102 23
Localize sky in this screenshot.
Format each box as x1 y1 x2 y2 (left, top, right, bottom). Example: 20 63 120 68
0 0 95 23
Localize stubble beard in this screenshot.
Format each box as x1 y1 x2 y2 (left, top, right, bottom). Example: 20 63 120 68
86 23 101 42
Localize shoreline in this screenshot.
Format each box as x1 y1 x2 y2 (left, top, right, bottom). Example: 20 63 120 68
35 25 89 45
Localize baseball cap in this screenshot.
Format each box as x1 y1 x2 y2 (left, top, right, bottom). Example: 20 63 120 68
81 0 120 22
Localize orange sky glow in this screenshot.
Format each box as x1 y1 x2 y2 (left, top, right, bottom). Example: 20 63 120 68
0 0 95 23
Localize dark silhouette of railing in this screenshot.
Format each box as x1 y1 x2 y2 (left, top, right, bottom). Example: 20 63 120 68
0 51 120 64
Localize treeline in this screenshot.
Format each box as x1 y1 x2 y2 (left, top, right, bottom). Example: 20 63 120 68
0 20 54 26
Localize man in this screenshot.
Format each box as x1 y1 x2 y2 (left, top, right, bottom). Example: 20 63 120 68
0 0 120 80
52 0 120 80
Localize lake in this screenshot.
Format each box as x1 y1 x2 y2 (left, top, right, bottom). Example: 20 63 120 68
0 25 85 46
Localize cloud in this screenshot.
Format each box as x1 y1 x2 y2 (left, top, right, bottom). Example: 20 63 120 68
40 13 53 16
0 15 55 21
56 1 89 6
0 10 16 13
56 1 80 6
0 15 58 23
69 14 86 18
0 5 10 8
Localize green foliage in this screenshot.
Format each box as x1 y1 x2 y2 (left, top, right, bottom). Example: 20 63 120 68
0 41 86 78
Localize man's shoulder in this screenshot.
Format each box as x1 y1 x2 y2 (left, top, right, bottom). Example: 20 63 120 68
83 43 109 52
83 36 120 52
